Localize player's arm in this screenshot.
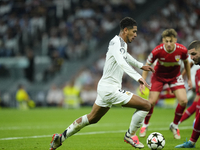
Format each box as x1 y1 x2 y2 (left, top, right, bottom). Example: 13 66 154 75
182 62 193 77
112 45 151 89
183 59 192 90
113 50 142 82
127 53 154 73
142 62 153 80
140 52 155 93
126 53 143 68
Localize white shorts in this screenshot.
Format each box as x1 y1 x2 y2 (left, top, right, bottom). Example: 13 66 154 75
95 88 133 108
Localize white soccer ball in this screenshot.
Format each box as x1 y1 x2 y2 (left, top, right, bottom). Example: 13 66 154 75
146 132 165 150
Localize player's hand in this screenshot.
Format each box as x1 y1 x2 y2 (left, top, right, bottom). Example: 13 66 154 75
141 65 155 73
187 79 193 90
139 84 146 95
138 78 151 94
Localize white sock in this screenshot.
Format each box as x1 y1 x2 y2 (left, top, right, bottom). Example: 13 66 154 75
61 115 89 142
189 140 195 145
127 110 148 136
172 122 178 129
142 122 149 128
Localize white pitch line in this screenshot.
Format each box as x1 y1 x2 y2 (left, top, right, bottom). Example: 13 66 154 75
0 126 193 141
0 122 193 130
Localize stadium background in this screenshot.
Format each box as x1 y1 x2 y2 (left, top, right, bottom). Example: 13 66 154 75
0 0 200 108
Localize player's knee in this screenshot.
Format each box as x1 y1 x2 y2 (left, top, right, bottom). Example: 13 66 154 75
149 100 156 107
179 99 188 106
179 99 187 107
143 101 151 111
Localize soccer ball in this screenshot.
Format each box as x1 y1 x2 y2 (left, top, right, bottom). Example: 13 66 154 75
146 132 165 150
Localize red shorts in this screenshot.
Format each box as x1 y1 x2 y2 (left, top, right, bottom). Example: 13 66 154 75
150 74 185 92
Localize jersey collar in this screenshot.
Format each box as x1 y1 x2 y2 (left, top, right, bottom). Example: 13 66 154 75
163 44 176 53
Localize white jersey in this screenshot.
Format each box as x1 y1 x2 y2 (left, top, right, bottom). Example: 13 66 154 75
98 35 143 91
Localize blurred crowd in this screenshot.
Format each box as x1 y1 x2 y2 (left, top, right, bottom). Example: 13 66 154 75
0 0 200 108
0 0 142 82
0 0 138 58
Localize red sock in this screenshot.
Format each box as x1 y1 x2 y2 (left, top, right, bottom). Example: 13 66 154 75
179 102 197 123
190 112 200 143
144 106 154 125
173 104 186 125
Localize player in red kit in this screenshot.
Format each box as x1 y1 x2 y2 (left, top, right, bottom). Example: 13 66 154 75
139 29 192 139
175 40 200 148
178 67 200 125
178 55 200 125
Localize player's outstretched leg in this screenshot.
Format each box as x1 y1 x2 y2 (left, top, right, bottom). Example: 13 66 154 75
50 104 109 149
50 114 89 150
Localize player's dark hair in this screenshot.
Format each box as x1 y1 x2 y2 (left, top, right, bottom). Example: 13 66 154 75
162 28 177 38
188 40 200 50
120 17 137 30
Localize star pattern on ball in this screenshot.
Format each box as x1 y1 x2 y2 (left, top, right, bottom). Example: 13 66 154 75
152 132 159 137
147 139 152 145
157 139 163 148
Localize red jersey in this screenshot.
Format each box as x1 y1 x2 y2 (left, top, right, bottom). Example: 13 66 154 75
195 69 200 95
147 43 188 81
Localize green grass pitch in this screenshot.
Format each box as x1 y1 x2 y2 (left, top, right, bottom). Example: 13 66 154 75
0 107 199 150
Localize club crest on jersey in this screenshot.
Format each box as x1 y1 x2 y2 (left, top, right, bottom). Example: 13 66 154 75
175 55 180 61
126 91 131 95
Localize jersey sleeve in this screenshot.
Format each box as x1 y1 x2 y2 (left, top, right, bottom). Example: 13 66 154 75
182 50 189 62
147 51 156 65
126 53 143 69
110 42 142 82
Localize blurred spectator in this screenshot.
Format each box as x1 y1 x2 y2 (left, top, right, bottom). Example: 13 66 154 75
43 50 64 81
63 79 81 109
80 83 97 106
16 84 35 110
0 1 12 16
0 20 8 36
0 91 5 108
0 40 13 57
36 91 46 107
24 47 35 82
4 28 18 56
46 84 64 107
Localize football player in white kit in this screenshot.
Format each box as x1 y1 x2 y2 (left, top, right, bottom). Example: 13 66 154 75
50 17 154 150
